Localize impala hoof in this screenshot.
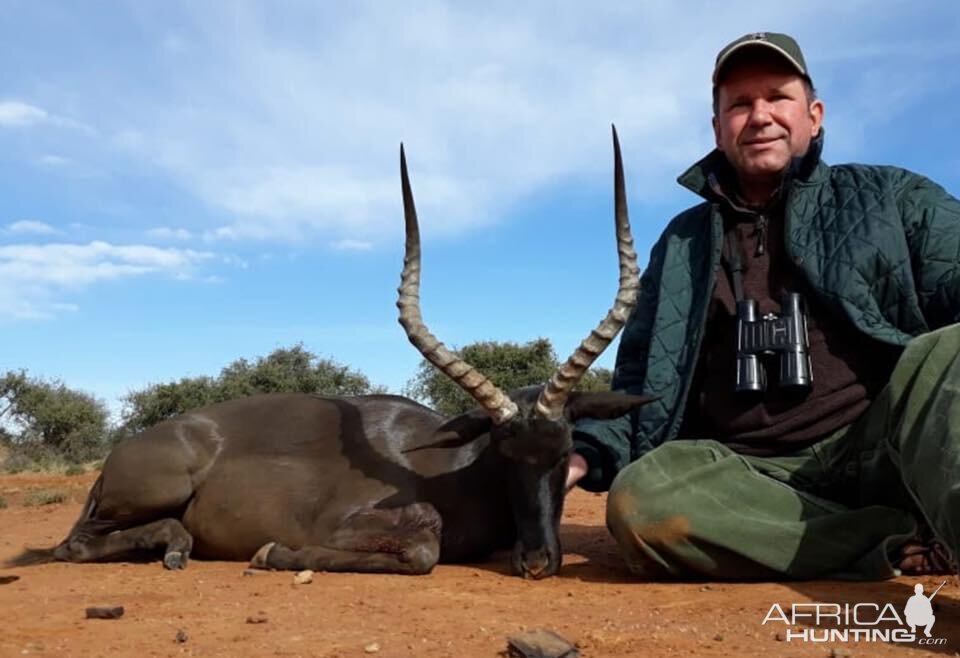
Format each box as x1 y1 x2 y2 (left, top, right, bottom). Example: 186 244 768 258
163 550 188 570
250 542 277 569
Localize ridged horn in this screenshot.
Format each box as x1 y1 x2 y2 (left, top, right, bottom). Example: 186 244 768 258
534 125 640 420
396 145 519 425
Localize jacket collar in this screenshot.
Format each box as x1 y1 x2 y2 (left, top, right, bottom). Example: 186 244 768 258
677 129 826 204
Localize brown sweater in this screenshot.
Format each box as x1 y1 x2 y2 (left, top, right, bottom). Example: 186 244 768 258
678 194 900 455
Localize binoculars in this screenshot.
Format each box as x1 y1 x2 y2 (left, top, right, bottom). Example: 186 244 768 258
735 292 813 394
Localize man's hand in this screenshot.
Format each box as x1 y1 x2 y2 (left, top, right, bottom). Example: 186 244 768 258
565 452 588 492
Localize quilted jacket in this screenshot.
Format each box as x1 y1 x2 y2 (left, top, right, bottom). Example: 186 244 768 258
574 135 960 492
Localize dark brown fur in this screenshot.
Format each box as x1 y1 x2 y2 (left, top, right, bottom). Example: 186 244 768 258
14 387 651 578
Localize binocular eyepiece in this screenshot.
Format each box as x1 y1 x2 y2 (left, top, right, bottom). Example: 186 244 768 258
735 292 812 394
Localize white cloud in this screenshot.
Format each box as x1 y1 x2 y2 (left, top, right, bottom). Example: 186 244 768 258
97 4 755 243
201 226 240 242
37 154 70 167
0 241 215 320
147 227 193 241
0 101 48 126
0 287 78 321
0 241 213 284
6 220 60 236
0 99 94 134
331 239 373 252
11 2 955 247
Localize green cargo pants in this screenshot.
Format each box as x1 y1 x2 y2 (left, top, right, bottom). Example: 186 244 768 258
606 323 960 580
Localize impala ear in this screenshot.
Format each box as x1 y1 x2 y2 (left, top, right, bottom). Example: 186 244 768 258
402 409 494 452
562 391 658 422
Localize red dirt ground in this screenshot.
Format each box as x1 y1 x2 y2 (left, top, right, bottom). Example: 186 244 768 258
1 471 958 657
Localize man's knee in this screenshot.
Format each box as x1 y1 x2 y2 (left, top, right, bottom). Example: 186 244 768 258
605 449 700 578
605 441 722 547
607 487 692 544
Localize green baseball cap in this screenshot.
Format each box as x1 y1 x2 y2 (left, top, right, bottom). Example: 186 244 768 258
712 32 811 84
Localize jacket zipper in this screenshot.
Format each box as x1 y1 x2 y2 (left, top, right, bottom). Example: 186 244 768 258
755 214 767 256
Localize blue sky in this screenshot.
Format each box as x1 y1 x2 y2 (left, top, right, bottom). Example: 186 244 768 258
2 2 959 417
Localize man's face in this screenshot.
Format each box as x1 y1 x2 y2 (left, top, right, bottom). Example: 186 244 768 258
712 59 824 187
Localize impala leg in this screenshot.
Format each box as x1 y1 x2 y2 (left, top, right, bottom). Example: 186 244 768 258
250 503 442 575
54 518 194 569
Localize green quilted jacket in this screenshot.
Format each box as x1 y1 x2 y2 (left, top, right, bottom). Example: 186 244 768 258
574 138 960 492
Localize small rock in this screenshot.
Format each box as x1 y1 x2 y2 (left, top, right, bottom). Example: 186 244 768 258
242 569 258 577
829 650 852 658
507 629 579 658
293 570 314 585
775 632 785 641
699 584 713 591
85 606 124 620
713 633 723 641
246 614 268 624
175 630 188 644
364 642 381 653
0 575 20 585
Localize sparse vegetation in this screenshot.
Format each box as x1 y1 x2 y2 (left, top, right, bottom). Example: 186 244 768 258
2 442 83 474
0 496 7 510
64 464 86 476
22 489 68 507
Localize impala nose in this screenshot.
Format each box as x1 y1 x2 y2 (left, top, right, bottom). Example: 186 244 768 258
521 549 552 579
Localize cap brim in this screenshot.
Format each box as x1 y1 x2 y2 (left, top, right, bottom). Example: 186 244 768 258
713 42 807 84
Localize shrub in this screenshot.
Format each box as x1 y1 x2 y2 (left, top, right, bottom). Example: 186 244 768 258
120 345 383 435
22 489 68 507
405 338 616 416
0 371 110 464
1 442 70 474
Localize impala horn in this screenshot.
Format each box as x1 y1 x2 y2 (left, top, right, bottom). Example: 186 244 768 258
534 125 640 420
397 146 519 425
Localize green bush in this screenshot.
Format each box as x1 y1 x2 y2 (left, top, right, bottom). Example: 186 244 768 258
2 346 383 467
405 338 615 416
2 442 72 474
0 371 110 464
575 365 614 392
120 345 383 435
22 489 68 507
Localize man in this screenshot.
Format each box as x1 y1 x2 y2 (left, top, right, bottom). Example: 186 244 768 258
568 32 960 580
